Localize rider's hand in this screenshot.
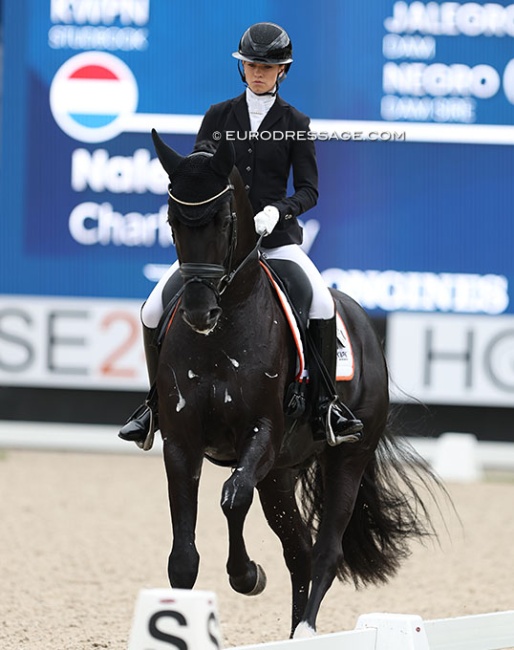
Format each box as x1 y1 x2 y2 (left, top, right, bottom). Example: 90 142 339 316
254 205 280 236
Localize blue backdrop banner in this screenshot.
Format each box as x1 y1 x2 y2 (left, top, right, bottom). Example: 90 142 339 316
1 0 513 315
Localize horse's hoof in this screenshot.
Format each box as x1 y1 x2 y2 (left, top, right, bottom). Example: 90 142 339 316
293 622 316 639
229 561 267 596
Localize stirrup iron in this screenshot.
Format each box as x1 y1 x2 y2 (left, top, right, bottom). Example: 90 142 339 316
135 416 155 451
326 399 363 447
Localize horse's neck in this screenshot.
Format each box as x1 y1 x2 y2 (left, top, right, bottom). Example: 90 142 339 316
224 258 266 305
230 182 266 299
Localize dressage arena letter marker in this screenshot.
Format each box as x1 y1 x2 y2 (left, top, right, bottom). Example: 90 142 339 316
127 588 223 650
356 613 430 650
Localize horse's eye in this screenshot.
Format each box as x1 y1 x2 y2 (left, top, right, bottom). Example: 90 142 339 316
221 215 232 232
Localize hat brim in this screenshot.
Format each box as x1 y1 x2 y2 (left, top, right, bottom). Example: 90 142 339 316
232 51 293 64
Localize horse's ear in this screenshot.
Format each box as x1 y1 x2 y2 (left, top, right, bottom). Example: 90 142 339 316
209 134 235 178
151 128 183 176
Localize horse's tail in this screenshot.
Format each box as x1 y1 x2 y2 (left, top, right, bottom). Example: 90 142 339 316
298 412 449 587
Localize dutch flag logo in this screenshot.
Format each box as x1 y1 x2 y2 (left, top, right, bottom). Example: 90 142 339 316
50 52 139 143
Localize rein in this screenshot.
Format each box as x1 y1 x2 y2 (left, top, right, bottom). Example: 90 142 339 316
220 232 264 293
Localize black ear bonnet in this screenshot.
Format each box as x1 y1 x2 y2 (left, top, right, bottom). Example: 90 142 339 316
168 152 232 227
151 129 236 227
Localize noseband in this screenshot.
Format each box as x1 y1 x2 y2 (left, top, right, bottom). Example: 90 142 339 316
177 227 264 302
179 260 228 301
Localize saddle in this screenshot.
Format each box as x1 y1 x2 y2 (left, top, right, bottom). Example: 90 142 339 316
259 259 354 419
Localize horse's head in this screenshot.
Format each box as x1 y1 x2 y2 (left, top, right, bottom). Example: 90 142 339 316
152 129 256 334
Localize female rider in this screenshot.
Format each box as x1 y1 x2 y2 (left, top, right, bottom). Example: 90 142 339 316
119 22 363 447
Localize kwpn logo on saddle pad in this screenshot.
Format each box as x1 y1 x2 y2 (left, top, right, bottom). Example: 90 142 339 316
336 313 354 381
50 52 138 143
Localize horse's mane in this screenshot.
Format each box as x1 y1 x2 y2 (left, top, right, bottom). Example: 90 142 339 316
193 139 218 155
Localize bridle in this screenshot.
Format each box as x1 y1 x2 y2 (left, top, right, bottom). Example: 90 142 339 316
168 182 264 302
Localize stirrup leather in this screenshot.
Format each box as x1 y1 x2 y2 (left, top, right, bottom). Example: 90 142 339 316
284 381 307 418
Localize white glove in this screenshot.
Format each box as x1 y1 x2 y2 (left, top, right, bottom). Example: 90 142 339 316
254 205 280 236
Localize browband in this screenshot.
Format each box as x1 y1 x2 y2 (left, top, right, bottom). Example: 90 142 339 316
168 184 234 206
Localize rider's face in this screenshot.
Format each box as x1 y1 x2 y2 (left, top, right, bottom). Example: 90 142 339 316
243 61 285 94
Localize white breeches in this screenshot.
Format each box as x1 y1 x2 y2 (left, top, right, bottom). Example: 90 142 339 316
260 245 335 319
141 245 334 328
142 260 180 328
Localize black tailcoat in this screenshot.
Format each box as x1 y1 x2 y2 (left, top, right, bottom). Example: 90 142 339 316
195 92 319 248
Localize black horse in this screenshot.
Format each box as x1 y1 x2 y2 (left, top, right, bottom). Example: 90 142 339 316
151 129 440 639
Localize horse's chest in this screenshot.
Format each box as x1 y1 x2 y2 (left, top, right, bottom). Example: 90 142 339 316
166 339 284 418
174 355 245 404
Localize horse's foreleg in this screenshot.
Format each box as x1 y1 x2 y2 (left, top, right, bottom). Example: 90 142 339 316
257 469 312 638
221 417 276 596
163 439 203 589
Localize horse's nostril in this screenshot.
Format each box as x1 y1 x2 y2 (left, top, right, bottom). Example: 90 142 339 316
180 306 221 333
209 308 222 323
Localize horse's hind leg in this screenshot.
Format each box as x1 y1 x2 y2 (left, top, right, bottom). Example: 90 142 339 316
257 468 312 639
295 450 368 637
163 439 203 588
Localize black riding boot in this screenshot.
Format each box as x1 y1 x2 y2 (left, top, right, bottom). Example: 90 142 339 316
309 317 364 444
118 324 159 446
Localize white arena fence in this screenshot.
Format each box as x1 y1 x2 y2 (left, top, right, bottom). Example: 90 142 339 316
126 589 514 650
232 611 514 650
0 421 513 482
